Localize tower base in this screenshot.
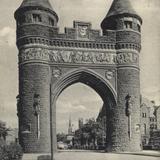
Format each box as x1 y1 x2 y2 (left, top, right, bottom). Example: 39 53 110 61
22 153 51 160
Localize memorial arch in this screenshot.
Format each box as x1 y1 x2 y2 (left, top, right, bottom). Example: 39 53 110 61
15 0 142 154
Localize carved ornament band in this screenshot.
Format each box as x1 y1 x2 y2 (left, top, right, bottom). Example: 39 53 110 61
19 48 139 65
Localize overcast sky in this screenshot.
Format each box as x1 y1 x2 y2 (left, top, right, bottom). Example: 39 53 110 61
0 0 159 133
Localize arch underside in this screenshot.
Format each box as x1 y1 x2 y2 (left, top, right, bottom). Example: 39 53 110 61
52 69 117 107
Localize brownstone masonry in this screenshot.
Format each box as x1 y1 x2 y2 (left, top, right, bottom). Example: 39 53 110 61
15 0 142 154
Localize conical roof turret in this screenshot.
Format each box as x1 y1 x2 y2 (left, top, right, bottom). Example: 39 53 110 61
15 0 58 21
107 0 138 18
19 0 53 10
101 0 142 28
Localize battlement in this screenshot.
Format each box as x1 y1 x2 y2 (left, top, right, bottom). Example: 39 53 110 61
17 21 141 52
17 21 116 41
64 21 115 42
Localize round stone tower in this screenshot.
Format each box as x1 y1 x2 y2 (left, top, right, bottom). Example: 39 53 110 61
14 0 58 153
101 0 142 152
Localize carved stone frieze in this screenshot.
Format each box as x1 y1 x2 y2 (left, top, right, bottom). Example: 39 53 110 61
19 48 50 62
49 50 115 64
19 47 139 66
115 52 138 65
19 48 116 65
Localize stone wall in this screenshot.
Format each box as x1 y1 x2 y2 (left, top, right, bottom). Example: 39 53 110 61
19 64 51 153
116 68 141 151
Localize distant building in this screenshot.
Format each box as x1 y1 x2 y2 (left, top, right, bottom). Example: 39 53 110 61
97 97 160 149
78 118 84 129
149 130 160 150
154 105 160 130
140 99 153 146
148 104 160 149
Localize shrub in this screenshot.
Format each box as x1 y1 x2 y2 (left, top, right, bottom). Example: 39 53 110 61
0 142 23 160
0 140 7 160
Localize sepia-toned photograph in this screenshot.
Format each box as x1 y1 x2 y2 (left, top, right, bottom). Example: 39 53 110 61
0 0 160 160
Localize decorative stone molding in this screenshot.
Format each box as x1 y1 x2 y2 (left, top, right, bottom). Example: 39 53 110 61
115 52 138 65
116 43 141 51
19 48 50 62
105 70 115 80
49 50 116 64
19 48 116 65
17 36 141 52
52 67 61 78
19 47 139 66
17 37 116 50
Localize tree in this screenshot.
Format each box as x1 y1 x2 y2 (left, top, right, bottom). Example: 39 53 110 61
56 133 67 143
0 121 10 142
74 118 102 149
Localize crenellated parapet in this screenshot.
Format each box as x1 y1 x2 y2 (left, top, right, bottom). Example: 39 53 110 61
17 21 141 54
17 21 116 48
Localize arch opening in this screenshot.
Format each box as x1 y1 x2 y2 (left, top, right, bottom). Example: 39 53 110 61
51 69 117 151
56 83 104 150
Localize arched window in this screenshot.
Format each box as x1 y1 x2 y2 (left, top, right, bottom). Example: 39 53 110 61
142 112 147 118
49 17 55 26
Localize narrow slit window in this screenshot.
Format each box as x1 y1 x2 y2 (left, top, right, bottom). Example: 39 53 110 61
124 21 132 29
32 14 42 23
137 24 141 32
143 124 147 134
49 17 55 26
142 113 147 118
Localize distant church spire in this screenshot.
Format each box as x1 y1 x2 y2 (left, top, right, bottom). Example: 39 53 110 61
68 115 72 135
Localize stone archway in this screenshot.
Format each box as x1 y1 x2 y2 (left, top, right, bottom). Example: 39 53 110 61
15 0 142 155
50 68 117 153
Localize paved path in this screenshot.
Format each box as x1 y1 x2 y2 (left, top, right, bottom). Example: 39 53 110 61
22 150 160 160
54 151 160 160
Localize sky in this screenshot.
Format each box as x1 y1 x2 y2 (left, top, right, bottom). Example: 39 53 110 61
0 0 159 133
